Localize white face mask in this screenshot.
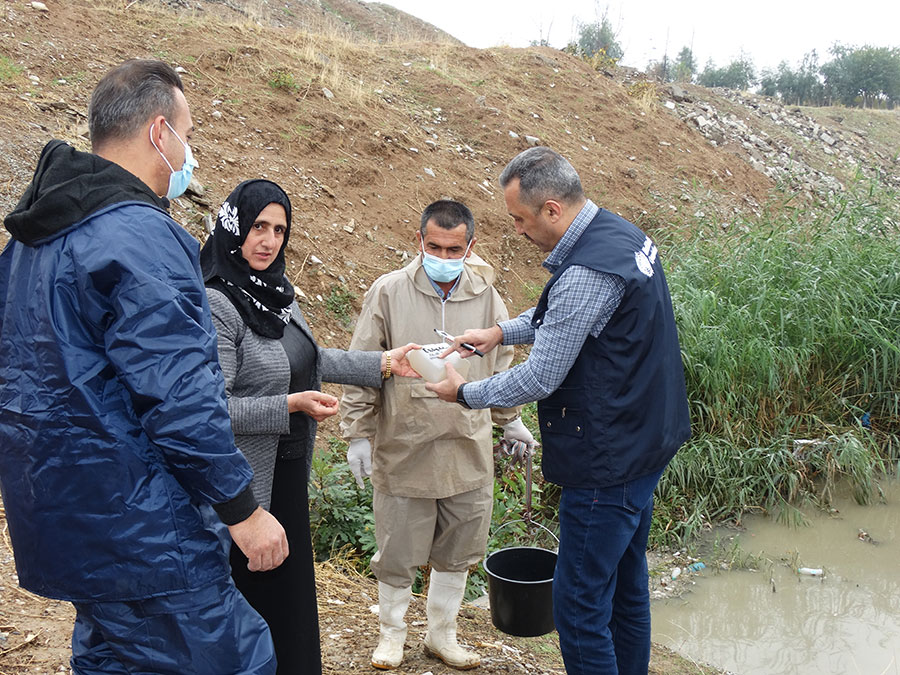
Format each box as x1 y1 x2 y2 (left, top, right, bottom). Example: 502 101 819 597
149 120 198 199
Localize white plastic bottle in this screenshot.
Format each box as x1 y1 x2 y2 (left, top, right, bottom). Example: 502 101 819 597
407 343 471 383
798 567 824 576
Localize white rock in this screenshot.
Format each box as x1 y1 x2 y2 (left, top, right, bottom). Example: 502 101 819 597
322 87 334 100
408 147 419 153
211 110 222 119
508 130 519 139
423 167 435 177
664 101 676 110
310 255 324 265
31 1 48 10
525 135 540 146
175 66 187 74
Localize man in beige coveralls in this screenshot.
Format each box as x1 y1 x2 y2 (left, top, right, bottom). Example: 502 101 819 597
340 200 537 670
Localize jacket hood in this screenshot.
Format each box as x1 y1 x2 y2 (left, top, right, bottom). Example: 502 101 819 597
403 251 496 301
3 140 167 246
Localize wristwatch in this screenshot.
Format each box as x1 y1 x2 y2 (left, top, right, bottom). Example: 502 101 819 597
456 383 471 409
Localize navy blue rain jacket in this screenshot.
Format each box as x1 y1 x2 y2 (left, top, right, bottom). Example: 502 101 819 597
0 140 254 602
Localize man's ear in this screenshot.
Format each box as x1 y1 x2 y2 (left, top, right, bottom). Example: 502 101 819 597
544 199 564 223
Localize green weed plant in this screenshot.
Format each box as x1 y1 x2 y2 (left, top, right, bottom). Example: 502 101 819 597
0 54 22 82
653 175 900 548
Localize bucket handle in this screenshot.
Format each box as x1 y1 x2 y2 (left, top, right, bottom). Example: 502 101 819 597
487 518 559 554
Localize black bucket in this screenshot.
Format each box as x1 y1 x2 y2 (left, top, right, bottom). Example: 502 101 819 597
484 544 557 637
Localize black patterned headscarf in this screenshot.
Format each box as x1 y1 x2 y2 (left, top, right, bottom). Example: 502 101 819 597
200 179 294 338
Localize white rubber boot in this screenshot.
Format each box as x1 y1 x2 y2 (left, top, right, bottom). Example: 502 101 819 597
423 570 481 670
372 582 413 670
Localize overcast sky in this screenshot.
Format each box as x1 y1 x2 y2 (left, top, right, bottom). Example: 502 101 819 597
371 1 899 74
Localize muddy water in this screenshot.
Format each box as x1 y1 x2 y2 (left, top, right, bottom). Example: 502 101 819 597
651 481 900 674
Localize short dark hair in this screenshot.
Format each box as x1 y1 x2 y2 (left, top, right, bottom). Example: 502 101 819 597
420 200 475 242
498 146 585 210
88 60 184 150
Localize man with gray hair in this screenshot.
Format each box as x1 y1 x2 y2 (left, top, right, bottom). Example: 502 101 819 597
427 147 691 675
0 60 284 673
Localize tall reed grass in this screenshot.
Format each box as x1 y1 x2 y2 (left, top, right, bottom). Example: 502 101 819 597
647 177 900 547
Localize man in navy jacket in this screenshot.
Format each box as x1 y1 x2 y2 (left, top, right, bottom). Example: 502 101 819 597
0 60 285 674
428 147 691 675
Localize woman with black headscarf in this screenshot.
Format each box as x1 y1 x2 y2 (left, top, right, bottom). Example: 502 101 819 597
200 179 418 674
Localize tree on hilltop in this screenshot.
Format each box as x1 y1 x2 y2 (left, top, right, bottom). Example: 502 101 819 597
698 55 756 91
570 11 623 61
821 44 900 107
673 47 696 83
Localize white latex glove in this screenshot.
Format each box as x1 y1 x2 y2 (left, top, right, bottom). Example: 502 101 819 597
499 418 539 464
347 438 372 489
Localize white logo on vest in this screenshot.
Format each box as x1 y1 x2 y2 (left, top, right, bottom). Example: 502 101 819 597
634 236 658 278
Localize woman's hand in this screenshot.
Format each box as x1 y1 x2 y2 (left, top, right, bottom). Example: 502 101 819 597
383 342 422 378
287 390 339 421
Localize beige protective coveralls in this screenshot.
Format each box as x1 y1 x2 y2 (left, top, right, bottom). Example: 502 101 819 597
340 253 519 500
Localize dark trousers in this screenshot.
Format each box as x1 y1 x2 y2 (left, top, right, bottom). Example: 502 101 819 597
231 457 321 675
553 468 663 675
71 578 275 674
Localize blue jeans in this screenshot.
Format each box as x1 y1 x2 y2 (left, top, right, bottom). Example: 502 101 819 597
553 469 663 675
71 578 276 674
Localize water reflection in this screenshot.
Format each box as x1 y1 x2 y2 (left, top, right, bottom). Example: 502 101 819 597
651 481 900 674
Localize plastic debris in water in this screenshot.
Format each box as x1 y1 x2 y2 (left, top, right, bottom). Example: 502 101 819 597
798 567 824 576
687 562 706 572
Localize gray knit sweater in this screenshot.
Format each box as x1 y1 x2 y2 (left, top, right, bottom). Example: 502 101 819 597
207 288 383 509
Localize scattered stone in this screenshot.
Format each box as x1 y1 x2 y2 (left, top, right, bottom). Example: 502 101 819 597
820 132 836 146
31 1 48 10
322 87 334 100
423 167 435 177
186 178 205 198
175 66 187 74
310 255 324 266
211 110 222 119
664 101 676 110
508 130 519 139
525 135 540 147
343 219 355 233
667 83 691 102
408 147 419 153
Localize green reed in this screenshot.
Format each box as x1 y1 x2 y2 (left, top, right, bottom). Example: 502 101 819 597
651 177 900 547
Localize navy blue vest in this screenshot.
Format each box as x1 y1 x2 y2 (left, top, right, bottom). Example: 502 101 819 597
532 209 690 488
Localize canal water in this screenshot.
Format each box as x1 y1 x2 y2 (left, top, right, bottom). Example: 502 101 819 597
651 481 900 674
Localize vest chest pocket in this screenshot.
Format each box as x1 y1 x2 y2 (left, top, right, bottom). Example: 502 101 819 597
540 406 585 438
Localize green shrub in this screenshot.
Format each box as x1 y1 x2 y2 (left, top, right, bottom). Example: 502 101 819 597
325 284 356 329
308 437 376 569
268 68 298 91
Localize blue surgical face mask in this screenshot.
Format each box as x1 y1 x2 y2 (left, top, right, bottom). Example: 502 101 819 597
421 238 472 283
150 120 198 199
